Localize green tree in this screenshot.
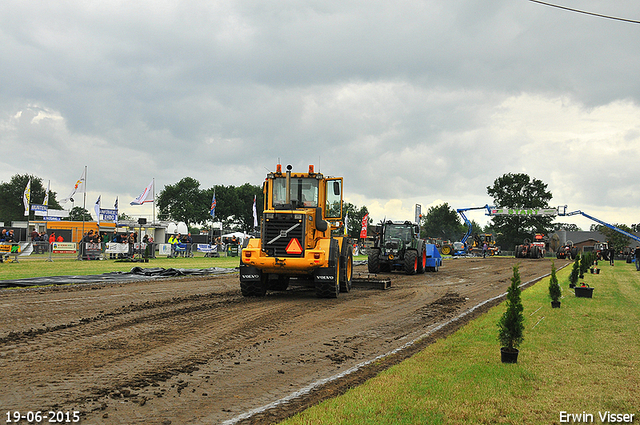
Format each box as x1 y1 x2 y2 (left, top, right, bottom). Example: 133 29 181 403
498 264 525 351
343 202 370 239
157 177 209 227
569 255 580 286
420 203 464 241
549 261 561 303
487 173 553 251
553 223 582 232
598 223 633 253
0 174 61 222
206 185 242 230
68 206 92 221
235 183 264 232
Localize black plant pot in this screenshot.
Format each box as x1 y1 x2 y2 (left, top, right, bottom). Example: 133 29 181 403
500 347 519 363
575 285 594 298
551 301 561 308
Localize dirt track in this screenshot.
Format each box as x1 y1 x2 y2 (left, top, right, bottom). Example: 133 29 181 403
0 257 568 424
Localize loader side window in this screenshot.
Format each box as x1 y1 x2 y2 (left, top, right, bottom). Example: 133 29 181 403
325 179 342 219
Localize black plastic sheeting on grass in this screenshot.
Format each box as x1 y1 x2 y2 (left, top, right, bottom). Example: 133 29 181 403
0 267 238 289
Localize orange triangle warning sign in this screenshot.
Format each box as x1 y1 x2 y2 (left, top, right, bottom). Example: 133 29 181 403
285 238 303 255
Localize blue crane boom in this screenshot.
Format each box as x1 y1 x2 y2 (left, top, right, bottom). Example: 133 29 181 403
561 209 640 244
456 205 492 245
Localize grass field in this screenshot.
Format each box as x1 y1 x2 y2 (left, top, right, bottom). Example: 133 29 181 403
280 261 640 425
0 253 370 282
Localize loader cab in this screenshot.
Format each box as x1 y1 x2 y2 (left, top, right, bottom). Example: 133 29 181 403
264 164 343 228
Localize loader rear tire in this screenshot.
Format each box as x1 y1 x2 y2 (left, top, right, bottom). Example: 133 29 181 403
340 243 353 293
440 244 452 256
404 250 418 275
316 241 340 298
240 273 268 297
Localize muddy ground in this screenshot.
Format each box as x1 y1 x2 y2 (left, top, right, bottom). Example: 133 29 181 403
0 257 568 424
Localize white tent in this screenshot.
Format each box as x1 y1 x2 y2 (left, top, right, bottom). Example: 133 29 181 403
222 232 250 244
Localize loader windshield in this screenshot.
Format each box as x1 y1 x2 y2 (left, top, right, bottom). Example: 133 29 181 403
272 177 319 209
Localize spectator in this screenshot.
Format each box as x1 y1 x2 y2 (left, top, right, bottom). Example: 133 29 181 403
5 229 16 243
635 246 640 271
0 229 7 242
609 246 615 266
56 234 63 242
167 233 177 258
186 233 193 257
1 229 17 262
49 233 56 244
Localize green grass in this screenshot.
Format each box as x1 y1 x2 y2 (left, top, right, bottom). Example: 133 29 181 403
280 261 640 425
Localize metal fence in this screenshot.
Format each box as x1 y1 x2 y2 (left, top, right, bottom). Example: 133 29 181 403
12 241 238 262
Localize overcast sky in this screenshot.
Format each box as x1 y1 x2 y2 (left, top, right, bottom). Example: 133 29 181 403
2 0 640 230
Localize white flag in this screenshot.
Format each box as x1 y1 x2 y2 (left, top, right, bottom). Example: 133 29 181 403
94 195 101 224
61 169 86 203
344 212 348 236
23 179 31 216
252 195 258 228
43 180 50 206
130 180 154 205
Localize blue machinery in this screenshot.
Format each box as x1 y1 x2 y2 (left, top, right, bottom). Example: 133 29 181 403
454 205 640 255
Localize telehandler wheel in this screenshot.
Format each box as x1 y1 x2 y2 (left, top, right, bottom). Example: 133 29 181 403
340 243 353 293
404 250 418 275
367 248 381 273
440 244 452 256
240 272 268 297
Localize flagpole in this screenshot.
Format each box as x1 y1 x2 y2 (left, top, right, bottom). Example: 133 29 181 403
80 165 87 260
152 178 156 225
26 178 31 242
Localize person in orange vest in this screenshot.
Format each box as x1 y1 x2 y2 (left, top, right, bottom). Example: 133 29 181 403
56 235 63 242
49 233 55 244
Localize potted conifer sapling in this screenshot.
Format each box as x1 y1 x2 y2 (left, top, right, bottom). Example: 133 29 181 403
549 261 561 308
498 264 525 363
569 255 580 288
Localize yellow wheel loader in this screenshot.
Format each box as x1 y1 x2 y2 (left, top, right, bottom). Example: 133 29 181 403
239 164 353 298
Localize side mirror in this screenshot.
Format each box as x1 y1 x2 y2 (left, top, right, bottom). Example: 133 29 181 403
333 181 341 196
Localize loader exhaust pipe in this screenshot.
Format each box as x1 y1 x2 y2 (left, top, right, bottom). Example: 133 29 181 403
285 164 292 205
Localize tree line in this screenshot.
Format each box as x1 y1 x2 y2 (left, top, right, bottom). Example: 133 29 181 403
2 172 638 250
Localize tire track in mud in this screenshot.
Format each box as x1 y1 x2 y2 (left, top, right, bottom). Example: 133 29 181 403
0 258 568 424
2 284 394 415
